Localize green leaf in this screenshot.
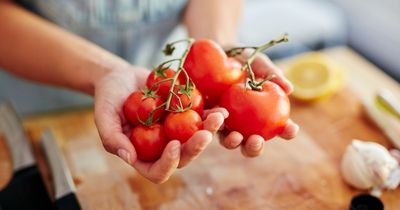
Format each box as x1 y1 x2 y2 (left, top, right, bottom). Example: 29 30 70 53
163 44 175 56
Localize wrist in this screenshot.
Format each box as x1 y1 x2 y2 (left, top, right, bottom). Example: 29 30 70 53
76 51 131 96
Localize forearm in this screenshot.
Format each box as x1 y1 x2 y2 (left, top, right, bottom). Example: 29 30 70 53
183 0 243 46
0 1 131 95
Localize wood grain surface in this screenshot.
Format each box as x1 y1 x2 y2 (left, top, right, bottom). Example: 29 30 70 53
1 47 399 210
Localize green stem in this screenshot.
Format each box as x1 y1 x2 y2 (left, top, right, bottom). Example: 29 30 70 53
164 38 194 110
157 58 181 69
149 78 173 92
169 91 183 112
241 33 288 72
143 38 194 125
168 39 193 46
227 34 289 90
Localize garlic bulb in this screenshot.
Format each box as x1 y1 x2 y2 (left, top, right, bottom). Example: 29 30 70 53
341 139 399 190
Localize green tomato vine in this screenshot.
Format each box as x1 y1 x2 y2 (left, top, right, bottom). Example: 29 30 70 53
142 38 194 126
226 34 289 91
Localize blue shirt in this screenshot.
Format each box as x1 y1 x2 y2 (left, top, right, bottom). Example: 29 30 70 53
0 0 187 114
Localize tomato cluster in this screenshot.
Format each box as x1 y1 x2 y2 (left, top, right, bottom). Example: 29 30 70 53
184 38 290 140
123 35 290 161
123 66 204 162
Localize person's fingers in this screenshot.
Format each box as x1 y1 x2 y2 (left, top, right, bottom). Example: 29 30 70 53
203 112 225 132
270 74 293 94
241 135 264 157
250 53 293 94
203 107 229 119
219 131 243 149
94 102 137 165
279 119 299 140
133 140 181 184
178 130 212 168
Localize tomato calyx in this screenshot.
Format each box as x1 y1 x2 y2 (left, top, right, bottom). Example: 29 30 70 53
162 39 194 56
137 110 157 127
153 65 171 79
142 87 160 99
169 84 194 112
226 34 289 91
245 74 276 91
163 43 176 56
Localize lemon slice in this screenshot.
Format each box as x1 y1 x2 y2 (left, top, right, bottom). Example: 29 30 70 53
286 52 345 102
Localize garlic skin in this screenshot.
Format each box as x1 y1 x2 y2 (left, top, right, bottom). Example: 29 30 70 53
341 139 398 190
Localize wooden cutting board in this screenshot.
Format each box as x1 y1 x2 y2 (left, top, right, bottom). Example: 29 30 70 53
1 47 400 210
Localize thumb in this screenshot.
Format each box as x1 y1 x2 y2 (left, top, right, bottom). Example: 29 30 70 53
94 103 137 165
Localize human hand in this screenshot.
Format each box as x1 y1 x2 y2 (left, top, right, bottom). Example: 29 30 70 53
93 66 226 183
219 51 299 157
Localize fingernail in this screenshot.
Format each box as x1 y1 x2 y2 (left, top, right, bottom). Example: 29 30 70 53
285 79 294 94
230 138 240 148
249 140 262 151
170 142 181 158
117 149 131 165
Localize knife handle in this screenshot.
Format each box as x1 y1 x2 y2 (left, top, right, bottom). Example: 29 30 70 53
0 102 35 172
41 129 76 200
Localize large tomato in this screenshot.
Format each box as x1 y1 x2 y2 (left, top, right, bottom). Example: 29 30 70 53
123 91 165 126
184 39 245 107
146 67 184 98
130 124 168 162
169 87 204 115
164 110 203 144
220 82 290 140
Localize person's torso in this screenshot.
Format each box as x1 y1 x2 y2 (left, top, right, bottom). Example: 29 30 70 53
1 0 187 114
17 0 187 64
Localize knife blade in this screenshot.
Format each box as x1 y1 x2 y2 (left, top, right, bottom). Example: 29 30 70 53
0 102 55 210
41 129 81 210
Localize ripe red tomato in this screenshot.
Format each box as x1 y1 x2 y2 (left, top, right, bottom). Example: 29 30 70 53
169 87 204 115
146 67 184 98
184 39 245 107
123 91 165 126
130 124 169 162
164 110 203 144
220 82 290 140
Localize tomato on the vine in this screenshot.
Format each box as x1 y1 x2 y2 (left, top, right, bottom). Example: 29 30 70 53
164 110 203 144
184 39 245 107
169 87 204 115
123 91 165 126
130 123 168 162
146 67 184 98
219 81 290 140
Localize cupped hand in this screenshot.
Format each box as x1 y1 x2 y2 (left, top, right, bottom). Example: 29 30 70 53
93 66 226 184
219 51 300 157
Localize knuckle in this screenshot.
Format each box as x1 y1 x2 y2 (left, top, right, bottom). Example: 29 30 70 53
152 174 168 184
100 133 115 153
192 143 205 155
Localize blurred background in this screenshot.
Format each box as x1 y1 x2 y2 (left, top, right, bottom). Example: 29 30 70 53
240 0 400 81
1 0 399 114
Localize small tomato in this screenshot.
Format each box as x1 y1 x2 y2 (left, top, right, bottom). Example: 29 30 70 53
130 124 169 162
164 110 203 144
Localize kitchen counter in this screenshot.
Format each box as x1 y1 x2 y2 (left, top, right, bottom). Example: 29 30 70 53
1 47 400 210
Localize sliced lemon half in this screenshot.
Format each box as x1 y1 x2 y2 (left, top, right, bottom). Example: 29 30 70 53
286 52 346 102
